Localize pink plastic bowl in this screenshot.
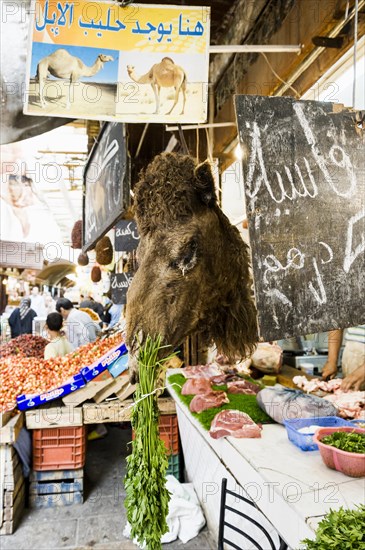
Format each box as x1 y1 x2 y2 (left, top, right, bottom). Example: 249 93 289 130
313 426 365 478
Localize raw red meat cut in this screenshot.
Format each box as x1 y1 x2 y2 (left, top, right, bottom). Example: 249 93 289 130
189 391 229 413
227 380 260 395
181 378 212 395
183 364 222 379
209 410 262 439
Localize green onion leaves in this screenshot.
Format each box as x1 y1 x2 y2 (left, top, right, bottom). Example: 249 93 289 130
124 335 177 550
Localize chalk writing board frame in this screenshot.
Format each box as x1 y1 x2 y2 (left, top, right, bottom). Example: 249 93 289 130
115 220 140 252
83 122 130 252
111 272 134 305
235 95 365 340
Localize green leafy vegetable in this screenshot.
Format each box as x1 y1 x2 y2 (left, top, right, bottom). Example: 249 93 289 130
125 336 176 550
302 505 365 549
168 373 273 429
321 431 365 454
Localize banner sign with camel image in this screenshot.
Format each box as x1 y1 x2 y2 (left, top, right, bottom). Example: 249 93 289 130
235 95 365 341
24 0 210 123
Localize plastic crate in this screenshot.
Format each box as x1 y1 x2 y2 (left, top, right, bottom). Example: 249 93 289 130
284 417 353 451
159 415 179 456
132 414 179 455
167 454 180 480
350 419 365 428
32 426 86 471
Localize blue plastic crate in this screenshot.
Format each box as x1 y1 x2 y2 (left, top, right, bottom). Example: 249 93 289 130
284 417 353 451
167 454 180 480
350 419 365 428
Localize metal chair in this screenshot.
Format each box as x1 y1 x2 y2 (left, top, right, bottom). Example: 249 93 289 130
218 478 288 550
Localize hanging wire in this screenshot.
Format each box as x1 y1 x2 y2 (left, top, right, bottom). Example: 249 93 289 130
345 0 350 21
196 127 200 163
261 52 301 98
352 0 359 108
205 127 213 162
177 124 189 155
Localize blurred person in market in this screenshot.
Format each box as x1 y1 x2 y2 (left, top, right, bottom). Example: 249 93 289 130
56 297 100 350
30 286 47 317
101 295 113 328
108 301 123 329
322 326 365 391
44 312 72 359
44 292 56 315
8 297 37 338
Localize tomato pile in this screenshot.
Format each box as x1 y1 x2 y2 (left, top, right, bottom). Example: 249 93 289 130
0 334 48 359
0 334 124 411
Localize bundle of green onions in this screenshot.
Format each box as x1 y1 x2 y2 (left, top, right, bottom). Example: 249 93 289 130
124 335 176 550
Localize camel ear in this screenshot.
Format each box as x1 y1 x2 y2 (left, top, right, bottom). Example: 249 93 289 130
194 161 217 207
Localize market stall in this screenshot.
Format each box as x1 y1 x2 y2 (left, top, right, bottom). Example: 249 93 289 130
1 0 364 547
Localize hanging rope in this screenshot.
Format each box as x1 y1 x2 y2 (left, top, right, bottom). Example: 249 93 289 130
196 127 200 163
177 124 189 155
352 0 359 108
261 52 300 99
205 127 213 163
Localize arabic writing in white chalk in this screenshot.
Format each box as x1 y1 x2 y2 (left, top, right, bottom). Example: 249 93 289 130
243 105 357 211
112 274 133 289
263 241 334 306
343 208 365 273
116 222 139 241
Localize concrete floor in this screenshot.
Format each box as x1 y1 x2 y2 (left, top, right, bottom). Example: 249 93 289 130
1 425 214 550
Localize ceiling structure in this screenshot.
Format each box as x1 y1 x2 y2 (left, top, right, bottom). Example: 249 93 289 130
124 0 365 172
2 1 363 263
22 0 364 254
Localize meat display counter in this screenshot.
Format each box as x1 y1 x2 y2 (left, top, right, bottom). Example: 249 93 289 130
166 369 364 549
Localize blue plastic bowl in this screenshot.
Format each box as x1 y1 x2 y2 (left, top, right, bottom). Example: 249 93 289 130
284 416 354 451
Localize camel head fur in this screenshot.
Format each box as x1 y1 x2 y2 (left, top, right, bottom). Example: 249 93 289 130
126 152 258 382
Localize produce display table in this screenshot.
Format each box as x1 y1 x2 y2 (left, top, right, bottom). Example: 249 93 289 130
166 369 365 549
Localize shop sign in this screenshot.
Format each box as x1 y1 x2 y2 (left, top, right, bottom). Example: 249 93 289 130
24 1 210 123
110 272 133 305
235 95 365 340
83 122 130 251
115 220 140 252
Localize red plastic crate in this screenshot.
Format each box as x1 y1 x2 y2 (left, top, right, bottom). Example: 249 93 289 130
32 426 86 471
132 414 179 455
159 415 179 455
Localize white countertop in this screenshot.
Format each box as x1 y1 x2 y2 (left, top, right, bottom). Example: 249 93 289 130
166 370 365 549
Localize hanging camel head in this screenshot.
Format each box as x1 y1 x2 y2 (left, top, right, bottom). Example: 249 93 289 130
126 152 258 382
126 65 134 76
98 54 114 63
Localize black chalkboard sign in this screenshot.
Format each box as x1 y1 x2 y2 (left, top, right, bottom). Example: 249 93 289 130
115 220 140 252
235 95 365 341
83 122 130 252
110 272 134 305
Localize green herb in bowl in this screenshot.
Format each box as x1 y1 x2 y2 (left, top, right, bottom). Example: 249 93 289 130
321 431 365 454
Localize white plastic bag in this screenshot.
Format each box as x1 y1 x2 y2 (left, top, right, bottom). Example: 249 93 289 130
124 475 206 546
